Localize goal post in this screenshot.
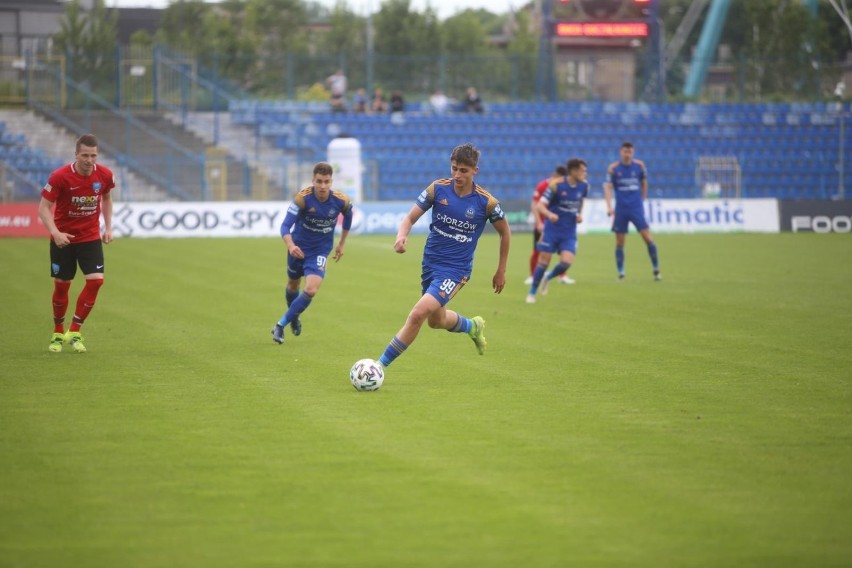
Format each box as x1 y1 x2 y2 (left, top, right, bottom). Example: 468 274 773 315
695 156 741 198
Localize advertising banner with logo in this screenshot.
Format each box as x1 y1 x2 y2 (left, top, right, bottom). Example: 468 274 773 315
0 203 48 237
779 200 852 233
581 199 779 233
493 199 779 234
3 198 779 239
108 201 432 238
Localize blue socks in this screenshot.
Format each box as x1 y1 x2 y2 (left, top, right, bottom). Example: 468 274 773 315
647 242 659 271
615 243 659 275
547 262 571 280
285 288 299 307
450 314 473 334
615 246 625 274
529 264 547 294
379 336 408 368
278 291 313 326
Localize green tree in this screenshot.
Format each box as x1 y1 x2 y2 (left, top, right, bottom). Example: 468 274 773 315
372 0 440 92
505 9 539 99
723 0 831 100
53 0 118 93
155 0 211 53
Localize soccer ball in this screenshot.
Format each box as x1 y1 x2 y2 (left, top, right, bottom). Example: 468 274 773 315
350 358 384 391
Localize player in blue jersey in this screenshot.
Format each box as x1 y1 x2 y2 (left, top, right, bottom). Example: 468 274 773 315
604 141 660 280
526 158 588 304
377 143 511 369
271 162 353 344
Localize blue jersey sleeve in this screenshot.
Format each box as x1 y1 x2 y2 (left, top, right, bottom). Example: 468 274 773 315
334 191 354 231
415 183 436 211
280 201 300 236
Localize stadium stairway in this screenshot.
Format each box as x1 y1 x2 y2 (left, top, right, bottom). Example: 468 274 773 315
58 110 272 201
0 109 165 202
167 111 289 199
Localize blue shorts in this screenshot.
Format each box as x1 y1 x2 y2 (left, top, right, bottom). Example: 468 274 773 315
421 265 470 307
611 207 649 234
287 250 330 280
536 225 578 255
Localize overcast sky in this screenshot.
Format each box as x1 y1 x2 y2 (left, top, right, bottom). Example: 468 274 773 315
107 0 520 20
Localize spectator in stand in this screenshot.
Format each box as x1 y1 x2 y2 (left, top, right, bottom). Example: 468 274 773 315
390 90 405 113
352 88 368 113
371 88 388 113
429 89 451 115
463 86 483 113
326 69 348 112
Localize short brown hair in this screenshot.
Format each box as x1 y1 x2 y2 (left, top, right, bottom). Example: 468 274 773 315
566 158 587 173
313 162 333 176
450 143 480 167
76 134 98 153
621 141 634 149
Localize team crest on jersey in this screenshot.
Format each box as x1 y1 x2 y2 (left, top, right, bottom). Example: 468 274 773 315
328 209 338 217
465 207 475 219
93 182 102 193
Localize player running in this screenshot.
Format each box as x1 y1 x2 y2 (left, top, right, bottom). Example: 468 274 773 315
376 143 510 369
526 158 589 304
604 141 660 280
271 162 353 344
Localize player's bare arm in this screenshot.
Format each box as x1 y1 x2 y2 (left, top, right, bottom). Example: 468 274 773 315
535 198 557 223
394 205 425 254
37 196 74 247
492 218 511 294
101 191 113 244
283 234 304 259
333 230 349 262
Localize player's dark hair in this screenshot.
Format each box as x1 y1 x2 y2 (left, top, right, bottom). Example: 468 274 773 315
566 158 586 173
554 166 568 176
76 134 98 152
621 141 634 149
313 162 333 176
450 143 480 167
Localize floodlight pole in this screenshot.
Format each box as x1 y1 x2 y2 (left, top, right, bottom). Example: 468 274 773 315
366 0 374 97
840 102 846 200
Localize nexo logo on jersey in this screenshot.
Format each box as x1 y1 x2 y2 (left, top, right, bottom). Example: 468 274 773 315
71 196 98 204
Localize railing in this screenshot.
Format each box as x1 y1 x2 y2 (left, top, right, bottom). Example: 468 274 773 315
25 56 209 201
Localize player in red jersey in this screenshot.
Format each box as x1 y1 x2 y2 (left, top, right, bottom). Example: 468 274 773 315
37 134 115 353
526 166 574 285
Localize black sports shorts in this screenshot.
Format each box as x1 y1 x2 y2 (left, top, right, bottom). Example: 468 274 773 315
49 239 104 280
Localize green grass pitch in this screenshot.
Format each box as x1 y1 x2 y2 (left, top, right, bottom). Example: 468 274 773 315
1 232 850 567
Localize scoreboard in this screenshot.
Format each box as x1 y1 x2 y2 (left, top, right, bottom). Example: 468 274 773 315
554 0 651 38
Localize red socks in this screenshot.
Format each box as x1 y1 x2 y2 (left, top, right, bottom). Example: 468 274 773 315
52 280 72 333
69 278 104 332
